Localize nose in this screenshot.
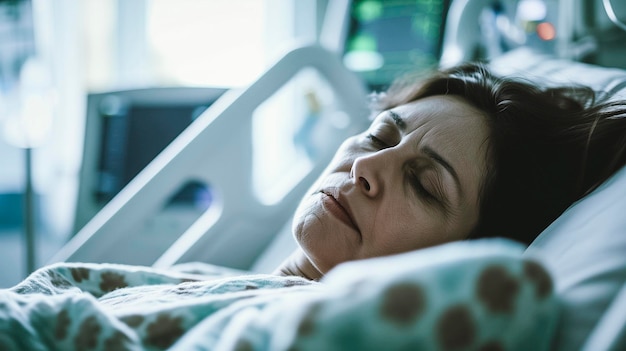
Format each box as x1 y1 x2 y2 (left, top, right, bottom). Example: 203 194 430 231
350 153 384 197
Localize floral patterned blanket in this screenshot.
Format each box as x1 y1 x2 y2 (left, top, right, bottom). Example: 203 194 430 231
0 239 559 351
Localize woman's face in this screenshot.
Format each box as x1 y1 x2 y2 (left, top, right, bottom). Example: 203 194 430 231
292 95 491 274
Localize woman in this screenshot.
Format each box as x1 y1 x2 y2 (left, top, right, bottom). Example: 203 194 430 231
276 63 626 280
6 63 620 351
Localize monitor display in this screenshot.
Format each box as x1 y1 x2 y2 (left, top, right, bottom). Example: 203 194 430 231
96 103 209 204
343 0 450 90
74 87 226 233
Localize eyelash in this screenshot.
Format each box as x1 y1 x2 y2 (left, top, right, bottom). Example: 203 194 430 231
411 175 435 201
367 134 389 149
367 134 436 202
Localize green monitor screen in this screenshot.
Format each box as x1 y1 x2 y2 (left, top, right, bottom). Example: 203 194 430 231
344 0 450 90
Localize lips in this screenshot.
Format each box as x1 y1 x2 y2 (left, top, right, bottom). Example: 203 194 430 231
320 190 361 235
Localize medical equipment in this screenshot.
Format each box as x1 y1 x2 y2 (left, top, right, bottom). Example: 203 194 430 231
73 87 226 235
338 0 450 90
52 45 370 270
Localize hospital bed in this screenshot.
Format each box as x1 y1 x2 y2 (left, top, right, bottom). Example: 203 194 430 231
44 0 626 350
52 44 370 271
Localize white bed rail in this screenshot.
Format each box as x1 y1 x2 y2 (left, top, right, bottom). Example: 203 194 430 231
51 44 369 269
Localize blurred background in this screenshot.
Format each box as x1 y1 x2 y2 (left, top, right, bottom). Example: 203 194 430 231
0 0 331 286
1 0 625 287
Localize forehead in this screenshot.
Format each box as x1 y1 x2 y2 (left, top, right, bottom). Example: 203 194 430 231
393 95 487 131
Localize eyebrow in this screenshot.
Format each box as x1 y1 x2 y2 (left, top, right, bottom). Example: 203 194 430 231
388 109 464 200
388 110 406 130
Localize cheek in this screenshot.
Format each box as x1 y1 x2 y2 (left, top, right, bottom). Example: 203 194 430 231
292 195 336 253
291 198 350 273
292 195 321 241
367 200 447 255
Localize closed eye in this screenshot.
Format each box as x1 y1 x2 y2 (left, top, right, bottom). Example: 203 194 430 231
409 170 453 212
410 173 436 202
367 134 390 150
406 165 450 210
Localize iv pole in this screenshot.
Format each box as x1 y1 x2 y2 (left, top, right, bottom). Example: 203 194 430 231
1 0 38 276
24 146 35 274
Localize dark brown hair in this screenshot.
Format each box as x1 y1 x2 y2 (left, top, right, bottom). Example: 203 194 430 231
375 63 626 245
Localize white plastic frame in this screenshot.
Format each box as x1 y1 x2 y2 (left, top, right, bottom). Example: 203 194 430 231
51 44 369 269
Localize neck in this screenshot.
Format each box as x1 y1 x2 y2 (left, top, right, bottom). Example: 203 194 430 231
273 249 323 281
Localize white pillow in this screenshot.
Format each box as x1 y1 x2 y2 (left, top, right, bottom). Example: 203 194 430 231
488 47 626 351
526 165 626 350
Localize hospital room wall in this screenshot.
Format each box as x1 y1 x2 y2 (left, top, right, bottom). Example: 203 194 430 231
0 0 327 287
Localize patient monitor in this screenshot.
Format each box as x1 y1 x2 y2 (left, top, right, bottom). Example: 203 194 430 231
336 0 450 90
74 87 226 234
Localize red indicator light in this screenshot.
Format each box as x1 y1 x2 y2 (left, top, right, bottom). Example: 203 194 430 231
537 22 556 40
